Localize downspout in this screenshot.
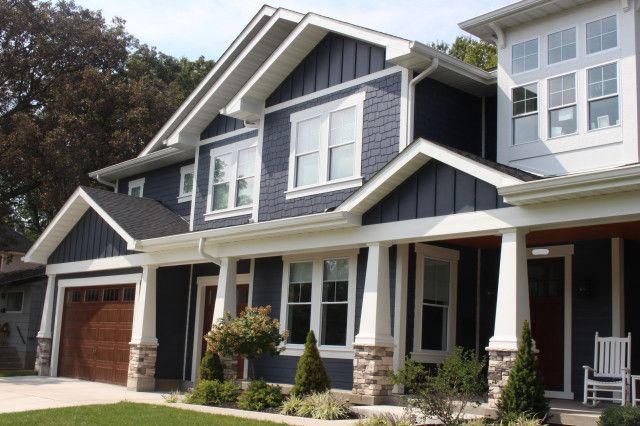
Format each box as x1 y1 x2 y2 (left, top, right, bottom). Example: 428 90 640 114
198 238 220 265
407 57 439 145
94 174 116 189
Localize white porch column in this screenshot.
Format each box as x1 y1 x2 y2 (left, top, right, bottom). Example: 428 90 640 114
128 265 158 391
212 257 237 322
35 274 56 376
353 242 394 402
487 228 530 407
393 244 409 394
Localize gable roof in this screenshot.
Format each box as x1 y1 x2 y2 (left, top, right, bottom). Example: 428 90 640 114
0 266 45 287
23 187 188 264
0 226 32 253
339 138 534 215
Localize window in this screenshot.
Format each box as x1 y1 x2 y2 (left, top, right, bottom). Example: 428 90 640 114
413 244 459 364
588 63 619 130
6 291 23 312
178 164 194 202
103 288 119 302
206 138 257 219
68 290 82 303
586 15 617 54
287 92 364 199
123 287 136 302
84 289 100 302
512 84 538 144
548 73 577 138
128 178 145 197
512 39 538 74
281 252 357 356
548 28 576 64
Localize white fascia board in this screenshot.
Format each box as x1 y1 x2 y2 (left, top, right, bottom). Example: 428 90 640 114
138 6 278 157
88 147 189 181
339 138 524 215
223 13 412 119
499 164 640 205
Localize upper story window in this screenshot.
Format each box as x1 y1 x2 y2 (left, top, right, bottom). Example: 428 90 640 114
548 28 576 65
286 92 364 199
586 15 617 55
206 138 257 220
512 83 538 144
128 178 145 197
548 73 577 138
5 291 23 313
178 164 194 203
512 38 538 74
588 63 619 130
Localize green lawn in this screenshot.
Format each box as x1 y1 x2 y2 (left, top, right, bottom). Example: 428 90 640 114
0 370 36 377
0 402 284 425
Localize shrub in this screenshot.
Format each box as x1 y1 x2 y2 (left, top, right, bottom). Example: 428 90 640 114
237 379 284 411
161 390 182 403
184 379 240 406
498 321 548 421
291 330 330 395
206 306 287 379
355 413 414 426
199 350 224 382
282 391 351 420
599 406 640 426
389 358 428 394
280 394 305 416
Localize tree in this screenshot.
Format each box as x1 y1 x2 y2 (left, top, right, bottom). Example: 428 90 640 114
498 321 548 421
205 306 287 379
0 0 213 238
431 36 497 70
291 330 330 395
199 350 224 382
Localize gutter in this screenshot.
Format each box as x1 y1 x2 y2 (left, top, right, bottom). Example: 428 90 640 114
94 174 116 189
198 238 220 265
407 57 439 144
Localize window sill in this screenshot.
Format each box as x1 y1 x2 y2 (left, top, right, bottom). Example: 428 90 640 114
177 194 192 203
285 176 363 200
411 350 451 364
204 206 253 221
281 344 354 359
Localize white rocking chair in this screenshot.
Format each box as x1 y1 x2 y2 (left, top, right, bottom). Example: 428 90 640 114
583 332 632 406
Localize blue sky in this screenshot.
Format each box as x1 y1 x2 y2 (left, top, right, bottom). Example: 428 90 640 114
75 0 514 60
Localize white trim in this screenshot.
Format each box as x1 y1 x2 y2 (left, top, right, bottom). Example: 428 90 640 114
89 147 193 182
411 243 459 364
392 244 409 392
527 244 574 400
37 275 56 339
128 178 145 197
50 273 142 377
178 164 195 202
198 127 257 146
204 206 253 221
399 68 410 150
252 109 266 222
285 177 363 200
611 237 625 337
190 142 201 231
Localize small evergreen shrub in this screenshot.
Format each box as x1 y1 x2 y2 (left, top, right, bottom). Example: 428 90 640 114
184 379 240 406
599 406 640 426
199 350 224 382
291 330 330 395
498 321 548 421
237 379 284 411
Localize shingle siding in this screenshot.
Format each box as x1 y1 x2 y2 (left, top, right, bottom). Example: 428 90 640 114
200 114 245 140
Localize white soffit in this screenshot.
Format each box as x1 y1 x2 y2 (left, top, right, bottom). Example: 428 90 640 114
89 147 194 182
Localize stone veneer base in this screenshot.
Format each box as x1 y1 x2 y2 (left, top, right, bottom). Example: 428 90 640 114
35 337 52 376
352 344 394 398
127 343 158 391
487 348 518 408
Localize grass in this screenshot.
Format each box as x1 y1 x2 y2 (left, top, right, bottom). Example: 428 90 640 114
0 370 36 377
0 402 284 425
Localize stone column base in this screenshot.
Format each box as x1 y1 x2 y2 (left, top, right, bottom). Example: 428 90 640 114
487 348 518 408
352 344 394 399
220 356 238 380
35 337 52 376
127 343 158 391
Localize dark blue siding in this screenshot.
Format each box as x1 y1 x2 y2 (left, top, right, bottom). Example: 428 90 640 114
156 265 191 380
118 160 193 218
363 161 502 225
48 209 134 264
484 96 497 162
259 72 401 222
192 130 258 231
266 33 387 108
200 114 245 140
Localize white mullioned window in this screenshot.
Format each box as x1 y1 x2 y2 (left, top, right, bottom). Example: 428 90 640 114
512 38 538 74
412 244 459 364
548 73 577 138
586 15 617 55
512 83 539 144
280 251 357 358
127 178 145 197
205 138 257 220
548 28 576 65
587 62 619 130
178 164 194 203
287 92 365 199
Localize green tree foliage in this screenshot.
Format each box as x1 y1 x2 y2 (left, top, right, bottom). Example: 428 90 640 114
498 321 548 421
199 350 224 382
0 0 214 237
291 330 331 396
431 36 497 70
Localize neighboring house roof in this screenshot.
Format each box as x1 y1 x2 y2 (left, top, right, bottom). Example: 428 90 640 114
23 187 189 264
0 226 32 253
0 266 45 287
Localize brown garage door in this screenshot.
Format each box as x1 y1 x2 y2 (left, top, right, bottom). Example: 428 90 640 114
58 285 136 385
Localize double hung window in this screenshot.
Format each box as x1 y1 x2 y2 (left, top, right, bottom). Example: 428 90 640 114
587 63 619 130
512 84 539 144
548 74 577 137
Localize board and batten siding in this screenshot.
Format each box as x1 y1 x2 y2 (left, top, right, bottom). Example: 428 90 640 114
200 114 245 140
48 209 134 264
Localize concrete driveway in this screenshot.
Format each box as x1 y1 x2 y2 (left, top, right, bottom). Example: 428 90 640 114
0 376 165 414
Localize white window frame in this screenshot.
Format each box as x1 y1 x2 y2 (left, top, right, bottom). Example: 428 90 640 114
511 37 539 75
585 14 618 56
5 290 24 313
178 164 194 203
586 61 620 132
412 243 459 364
127 178 145 197
286 92 365 200
547 27 577 66
511 81 539 145
205 137 258 221
279 250 358 359
548 72 577 139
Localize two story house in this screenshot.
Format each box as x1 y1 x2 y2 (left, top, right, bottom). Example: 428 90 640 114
23 0 640 406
